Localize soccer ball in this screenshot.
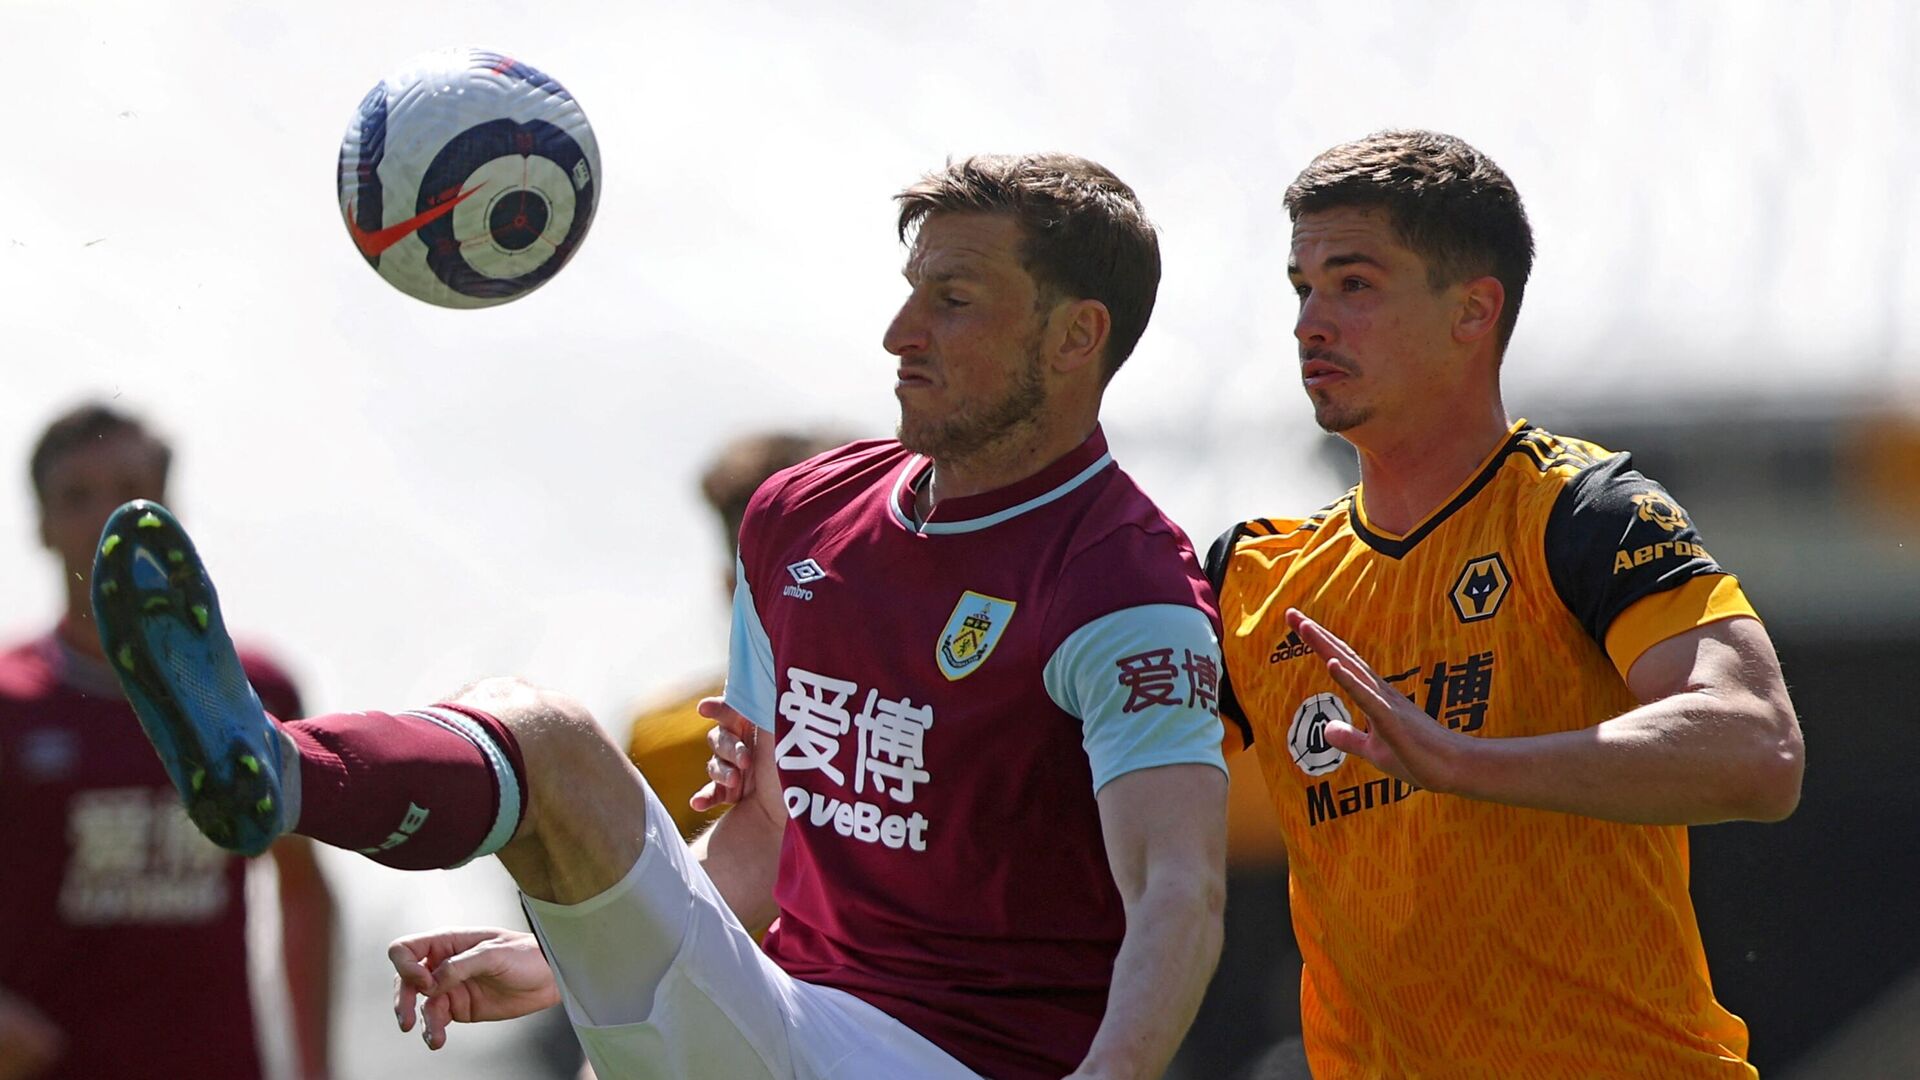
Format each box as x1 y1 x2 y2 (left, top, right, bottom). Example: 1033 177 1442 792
337 47 600 308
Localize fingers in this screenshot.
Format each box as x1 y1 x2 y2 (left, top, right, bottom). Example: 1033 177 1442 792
1286 609 1376 681
692 699 754 812
1319 717 1368 754
689 735 746 813
1325 657 1398 723
690 781 717 812
388 940 433 1033
707 725 752 770
385 928 502 1037
422 990 453 1051
393 970 416 1034
689 778 729 813
697 696 756 739
394 940 488 1049
690 767 742 811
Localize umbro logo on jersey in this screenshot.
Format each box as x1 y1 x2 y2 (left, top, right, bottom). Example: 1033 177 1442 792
784 558 826 601
1268 630 1312 663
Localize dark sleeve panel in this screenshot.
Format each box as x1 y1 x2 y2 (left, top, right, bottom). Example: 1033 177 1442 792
1204 523 1255 750
1543 452 1727 650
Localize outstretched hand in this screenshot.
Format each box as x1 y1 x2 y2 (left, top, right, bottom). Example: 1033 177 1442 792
1287 608 1470 793
389 928 560 1051
689 697 758 813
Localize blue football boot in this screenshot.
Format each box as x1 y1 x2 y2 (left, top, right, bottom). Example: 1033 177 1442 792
91 500 286 856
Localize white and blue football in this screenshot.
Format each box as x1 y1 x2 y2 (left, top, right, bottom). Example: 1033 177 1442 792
337 47 600 308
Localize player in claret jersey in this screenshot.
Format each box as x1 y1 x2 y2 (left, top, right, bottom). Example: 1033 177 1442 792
94 154 1230 1080
1207 131 1806 1078
0 403 334 1080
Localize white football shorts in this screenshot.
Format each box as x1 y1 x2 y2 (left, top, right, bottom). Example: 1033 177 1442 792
521 775 980 1080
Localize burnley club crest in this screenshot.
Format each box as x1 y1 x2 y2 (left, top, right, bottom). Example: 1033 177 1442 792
937 591 1017 681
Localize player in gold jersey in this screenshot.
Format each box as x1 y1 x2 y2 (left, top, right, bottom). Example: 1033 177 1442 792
625 430 848 841
1208 131 1805 1077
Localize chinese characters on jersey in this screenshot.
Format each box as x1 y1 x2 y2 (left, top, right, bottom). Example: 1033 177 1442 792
61 787 230 924
1114 648 1219 714
1304 650 1498 827
775 667 933 852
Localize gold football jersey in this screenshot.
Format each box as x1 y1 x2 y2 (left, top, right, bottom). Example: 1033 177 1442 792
1212 422 1760 1079
625 677 727 841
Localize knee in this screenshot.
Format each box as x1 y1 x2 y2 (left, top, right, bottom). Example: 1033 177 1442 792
450 676 601 756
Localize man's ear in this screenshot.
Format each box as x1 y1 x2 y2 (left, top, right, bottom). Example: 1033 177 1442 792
1453 276 1506 346
1051 298 1112 376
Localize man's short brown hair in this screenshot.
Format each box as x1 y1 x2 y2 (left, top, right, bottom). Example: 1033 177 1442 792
1285 130 1534 353
895 153 1161 379
30 402 172 502
701 430 850 553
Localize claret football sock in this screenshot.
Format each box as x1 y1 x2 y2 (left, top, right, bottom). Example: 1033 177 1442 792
282 704 527 870
90 500 531 868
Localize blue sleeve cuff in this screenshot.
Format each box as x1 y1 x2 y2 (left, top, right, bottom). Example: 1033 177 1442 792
723 556 778 733
1043 604 1229 793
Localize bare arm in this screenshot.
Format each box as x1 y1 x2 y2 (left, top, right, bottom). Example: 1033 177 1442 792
688 698 784 933
1068 763 1227 1080
1299 609 1804 825
271 836 336 1080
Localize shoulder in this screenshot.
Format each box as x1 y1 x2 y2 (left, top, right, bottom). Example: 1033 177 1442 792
746 439 904 517
1530 427 1732 644
1502 425 1698 542
1048 468 1214 630
1511 425 1617 478
740 439 905 572
1205 494 1353 591
1531 427 1703 550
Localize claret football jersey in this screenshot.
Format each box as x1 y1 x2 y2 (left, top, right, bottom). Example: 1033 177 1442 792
0 631 302 1080
726 427 1227 1080
1211 422 1761 1079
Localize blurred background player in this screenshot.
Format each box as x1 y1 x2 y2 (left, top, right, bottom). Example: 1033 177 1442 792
623 430 850 842
0 403 336 1080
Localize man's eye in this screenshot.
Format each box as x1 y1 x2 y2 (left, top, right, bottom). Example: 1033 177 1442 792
1291 283 1310 301
943 297 970 308
1342 277 1369 292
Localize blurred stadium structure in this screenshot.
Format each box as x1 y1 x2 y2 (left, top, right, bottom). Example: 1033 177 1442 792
1564 400 1920 1079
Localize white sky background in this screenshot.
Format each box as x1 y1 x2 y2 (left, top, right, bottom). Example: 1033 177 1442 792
5 0 1918 718
2 1 1917 1075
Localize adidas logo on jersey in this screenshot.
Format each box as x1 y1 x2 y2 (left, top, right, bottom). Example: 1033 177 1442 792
1268 630 1312 663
